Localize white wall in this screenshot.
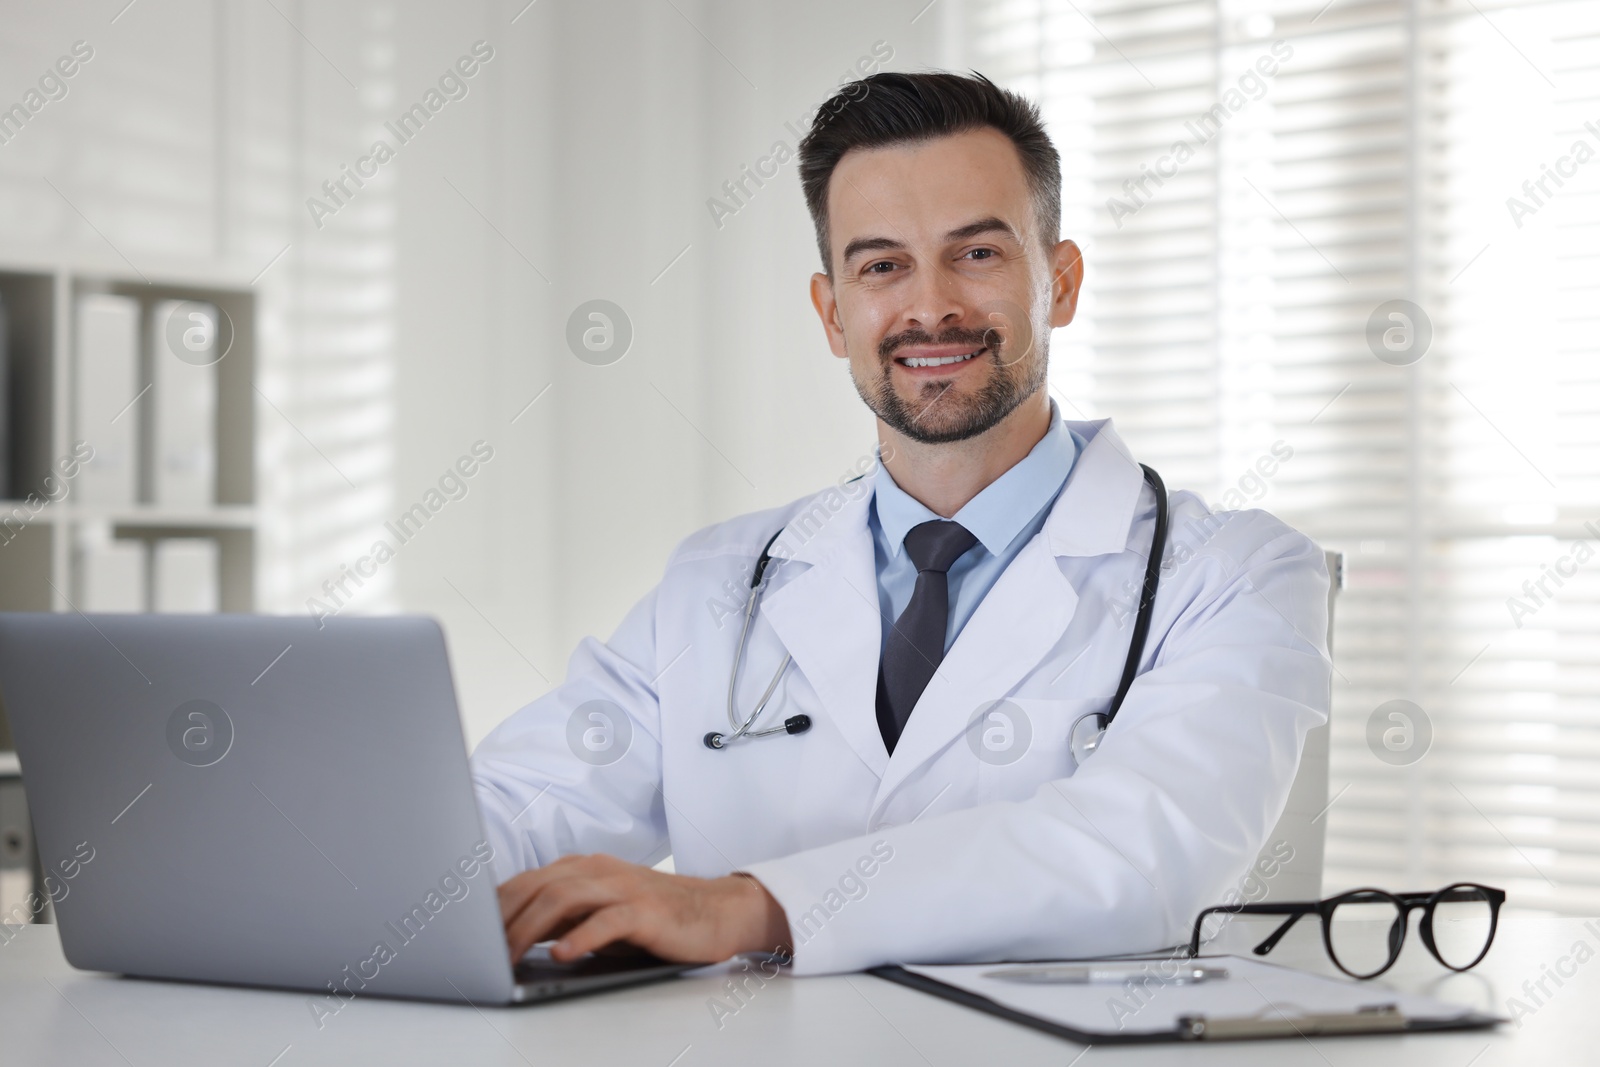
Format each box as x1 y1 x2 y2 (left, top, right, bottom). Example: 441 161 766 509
382 1 963 744
0 0 404 650
0 0 962 745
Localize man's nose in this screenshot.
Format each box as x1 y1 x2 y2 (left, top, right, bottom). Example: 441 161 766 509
905 259 969 334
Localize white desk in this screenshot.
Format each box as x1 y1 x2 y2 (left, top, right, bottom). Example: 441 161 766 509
0 913 1588 1065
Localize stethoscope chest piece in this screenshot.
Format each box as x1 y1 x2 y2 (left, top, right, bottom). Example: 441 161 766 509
1069 711 1107 767
704 713 811 750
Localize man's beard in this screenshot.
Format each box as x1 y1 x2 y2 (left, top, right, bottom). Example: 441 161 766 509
850 327 1048 445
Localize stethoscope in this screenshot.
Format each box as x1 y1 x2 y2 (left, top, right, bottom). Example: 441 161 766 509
702 528 811 749
704 464 1169 764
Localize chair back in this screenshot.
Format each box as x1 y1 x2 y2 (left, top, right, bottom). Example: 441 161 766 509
1253 549 1342 902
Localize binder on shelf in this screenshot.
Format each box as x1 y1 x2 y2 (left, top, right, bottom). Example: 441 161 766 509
75 528 146 612
152 537 219 613
868 954 1505 1045
148 300 217 507
74 293 141 507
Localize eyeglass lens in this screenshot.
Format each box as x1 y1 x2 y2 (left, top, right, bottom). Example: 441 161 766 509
1327 891 1405 978
1429 884 1496 969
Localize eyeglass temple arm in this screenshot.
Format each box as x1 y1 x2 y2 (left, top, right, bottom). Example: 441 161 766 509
1187 903 1307 956
1251 912 1307 956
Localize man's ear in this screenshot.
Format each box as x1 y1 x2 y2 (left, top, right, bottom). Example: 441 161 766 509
810 271 849 360
1048 239 1085 329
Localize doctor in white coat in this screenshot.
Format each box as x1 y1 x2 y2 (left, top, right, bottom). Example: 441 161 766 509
472 70 1332 977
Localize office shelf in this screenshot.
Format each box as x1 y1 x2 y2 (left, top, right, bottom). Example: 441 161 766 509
0 263 258 749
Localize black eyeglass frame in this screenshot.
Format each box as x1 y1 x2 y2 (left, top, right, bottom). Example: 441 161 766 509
1185 882 1506 979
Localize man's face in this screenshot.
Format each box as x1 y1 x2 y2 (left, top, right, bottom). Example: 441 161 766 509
810 126 1082 444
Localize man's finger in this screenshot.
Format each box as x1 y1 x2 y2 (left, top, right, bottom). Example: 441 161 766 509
505 877 627 961
498 870 551 923
498 858 600 926
497 855 618 924
551 904 641 962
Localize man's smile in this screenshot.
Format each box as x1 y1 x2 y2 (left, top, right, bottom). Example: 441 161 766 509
892 344 989 375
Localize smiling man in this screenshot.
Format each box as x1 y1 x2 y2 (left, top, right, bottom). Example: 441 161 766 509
471 71 1332 976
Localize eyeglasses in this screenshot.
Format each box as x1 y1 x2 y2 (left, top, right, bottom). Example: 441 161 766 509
1186 882 1505 979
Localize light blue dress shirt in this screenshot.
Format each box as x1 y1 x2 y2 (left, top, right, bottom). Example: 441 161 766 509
869 400 1084 657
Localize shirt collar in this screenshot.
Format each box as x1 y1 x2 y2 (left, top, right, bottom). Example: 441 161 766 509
872 398 1080 559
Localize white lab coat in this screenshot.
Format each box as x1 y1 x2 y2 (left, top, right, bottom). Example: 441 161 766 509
470 417 1331 976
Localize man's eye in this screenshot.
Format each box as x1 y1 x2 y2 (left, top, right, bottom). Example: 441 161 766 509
865 261 897 275
966 248 996 261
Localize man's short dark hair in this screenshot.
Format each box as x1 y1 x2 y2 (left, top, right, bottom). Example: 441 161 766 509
797 70 1062 275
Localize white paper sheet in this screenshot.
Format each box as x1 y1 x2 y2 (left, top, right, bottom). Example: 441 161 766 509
902 955 1482 1038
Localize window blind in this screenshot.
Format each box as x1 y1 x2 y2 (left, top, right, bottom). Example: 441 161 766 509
969 0 1600 913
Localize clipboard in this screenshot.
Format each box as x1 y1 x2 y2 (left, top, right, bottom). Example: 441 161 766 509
867 955 1506 1044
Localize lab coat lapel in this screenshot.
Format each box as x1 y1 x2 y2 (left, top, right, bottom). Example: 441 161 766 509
870 419 1147 813
870 536 1078 807
758 473 890 779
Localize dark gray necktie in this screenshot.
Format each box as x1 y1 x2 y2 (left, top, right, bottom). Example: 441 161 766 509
876 519 979 755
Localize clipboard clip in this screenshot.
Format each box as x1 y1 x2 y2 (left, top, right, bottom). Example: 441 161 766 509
1177 1002 1407 1040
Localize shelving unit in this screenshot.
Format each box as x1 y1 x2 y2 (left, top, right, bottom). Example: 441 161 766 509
0 260 258 749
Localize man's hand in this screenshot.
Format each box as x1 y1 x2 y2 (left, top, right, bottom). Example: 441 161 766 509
497 854 793 966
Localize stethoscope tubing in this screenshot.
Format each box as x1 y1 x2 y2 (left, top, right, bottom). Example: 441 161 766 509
705 528 797 749
1105 463 1168 728
709 464 1167 754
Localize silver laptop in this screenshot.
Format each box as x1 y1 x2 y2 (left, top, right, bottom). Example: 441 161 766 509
0 613 694 1005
